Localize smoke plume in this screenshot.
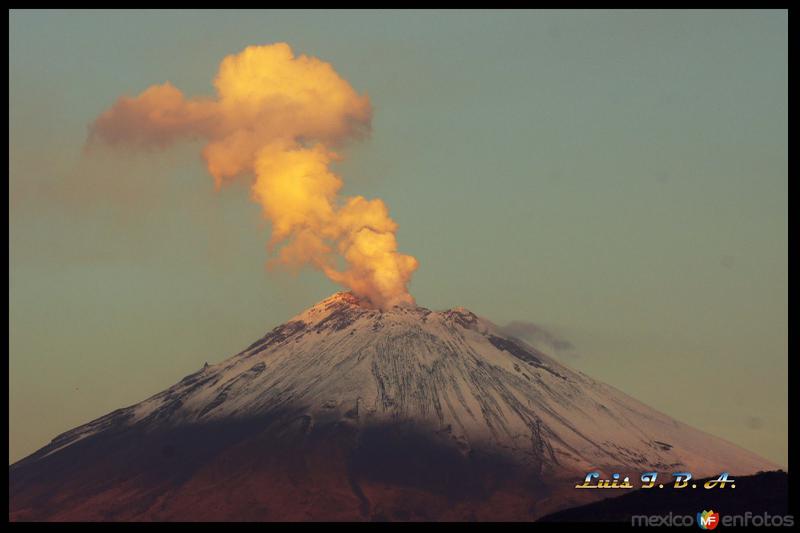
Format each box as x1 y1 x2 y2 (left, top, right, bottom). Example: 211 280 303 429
500 321 577 358
89 43 418 309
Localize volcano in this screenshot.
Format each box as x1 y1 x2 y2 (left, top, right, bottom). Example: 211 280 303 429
9 292 778 521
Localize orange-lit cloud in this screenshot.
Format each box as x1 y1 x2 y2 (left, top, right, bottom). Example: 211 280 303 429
89 43 417 308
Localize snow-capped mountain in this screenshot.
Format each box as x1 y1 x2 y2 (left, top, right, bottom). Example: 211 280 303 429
9 292 778 521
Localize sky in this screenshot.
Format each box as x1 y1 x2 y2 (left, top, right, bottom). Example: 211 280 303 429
9 10 787 466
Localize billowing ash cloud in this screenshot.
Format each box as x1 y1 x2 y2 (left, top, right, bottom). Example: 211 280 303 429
500 321 576 356
89 43 418 309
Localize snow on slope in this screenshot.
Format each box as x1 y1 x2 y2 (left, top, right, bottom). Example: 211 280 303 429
22 292 777 479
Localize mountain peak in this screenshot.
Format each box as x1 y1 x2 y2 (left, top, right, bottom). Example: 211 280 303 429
290 293 496 341
320 291 369 308
314 291 421 312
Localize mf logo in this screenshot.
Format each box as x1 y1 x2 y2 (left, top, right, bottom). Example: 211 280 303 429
697 510 720 530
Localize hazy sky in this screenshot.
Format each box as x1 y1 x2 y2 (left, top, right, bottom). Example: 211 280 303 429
9 10 787 466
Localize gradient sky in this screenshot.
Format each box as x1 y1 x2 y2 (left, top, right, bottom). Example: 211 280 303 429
9 10 787 466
